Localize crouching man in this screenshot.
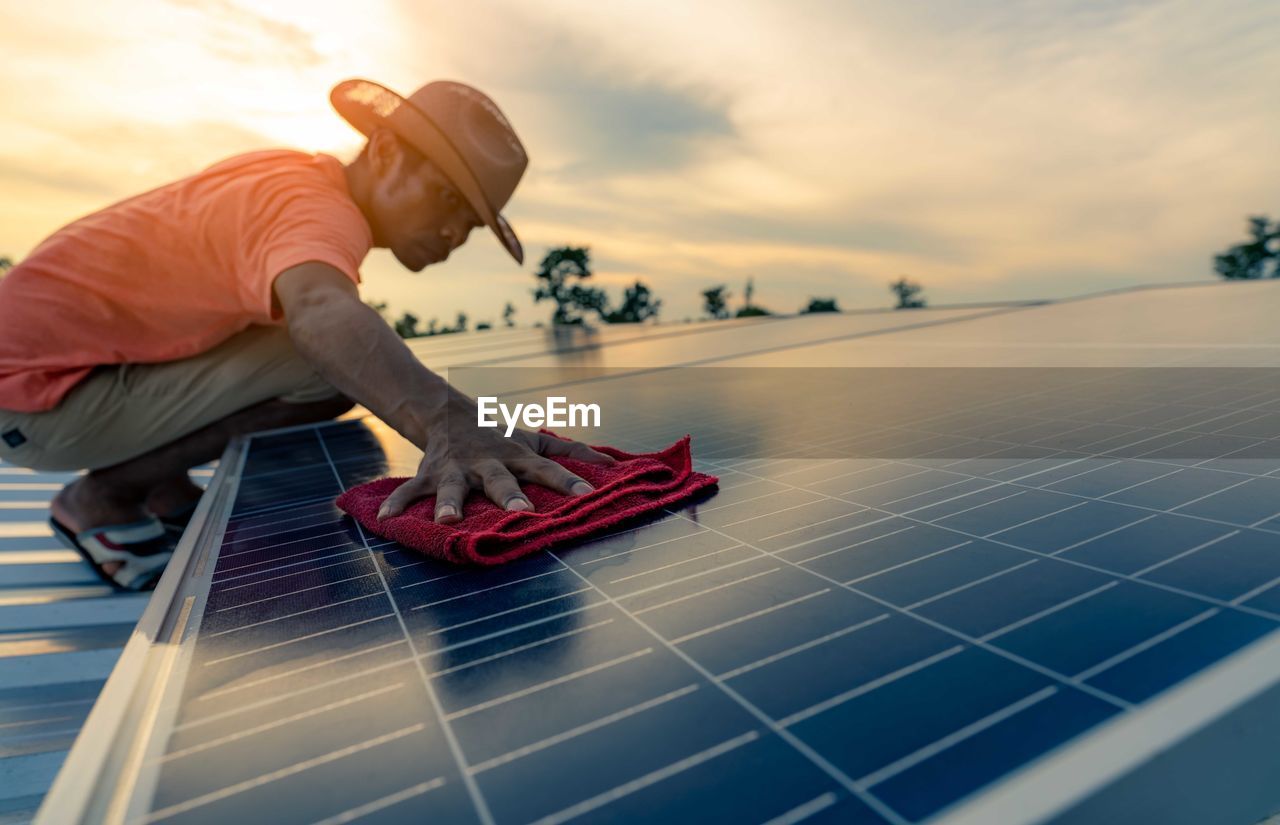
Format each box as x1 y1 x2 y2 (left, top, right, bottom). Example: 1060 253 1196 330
0 78 610 590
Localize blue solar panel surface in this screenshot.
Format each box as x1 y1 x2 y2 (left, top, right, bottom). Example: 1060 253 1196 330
134 400 1280 824
36 284 1280 825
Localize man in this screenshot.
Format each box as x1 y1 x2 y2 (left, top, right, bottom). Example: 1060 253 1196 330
0 78 612 590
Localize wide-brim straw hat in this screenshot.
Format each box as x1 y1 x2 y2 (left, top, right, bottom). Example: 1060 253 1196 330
331 78 528 264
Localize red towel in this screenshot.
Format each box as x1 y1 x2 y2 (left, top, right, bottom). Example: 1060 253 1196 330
335 435 719 566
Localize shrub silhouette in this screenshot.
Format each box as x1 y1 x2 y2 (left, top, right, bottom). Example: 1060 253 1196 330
1214 215 1278 279
702 285 730 320
393 312 420 338
891 277 926 309
803 297 840 313
603 281 661 323
532 246 609 325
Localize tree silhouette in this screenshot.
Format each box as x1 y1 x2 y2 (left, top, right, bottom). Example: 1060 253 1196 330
393 312 420 338
1214 216 1278 279
603 280 661 323
891 277 926 309
702 285 730 320
803 297 840 313
502 301 517 328
532 246 609 325
735 276 772 317
0 256 12 278
569 284 610 321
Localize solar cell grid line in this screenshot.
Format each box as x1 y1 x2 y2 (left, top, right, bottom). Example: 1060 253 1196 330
453 460 1121 818
588 404 1018 483
116 432 476 818
451 306 1017 372
533 547 908 825
404 314 793 368
405 326 659 366
305 434 865 818
213 530 354 569
174 651 416 732
217 499 342 536
884 456 1280 544
695 454 1280 637
711 383 1280 486
732 450 1228 560
970 385 1278 469
313 430 498 825
651 496 1272 819
640 373 1280 534
42 287 1280 823
697 455 1280 626
596 363 1280 473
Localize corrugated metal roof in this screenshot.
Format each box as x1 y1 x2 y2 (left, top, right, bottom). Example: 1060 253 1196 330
0 464 213 824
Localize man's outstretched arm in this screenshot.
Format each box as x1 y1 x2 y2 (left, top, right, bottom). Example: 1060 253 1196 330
273 261 614 521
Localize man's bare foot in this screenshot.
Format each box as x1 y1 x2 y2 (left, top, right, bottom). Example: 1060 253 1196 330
51 477 150 577
144 474 205 519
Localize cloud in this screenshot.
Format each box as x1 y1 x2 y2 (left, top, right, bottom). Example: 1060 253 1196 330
388 0 737 182
0 159 121 199
585 2 1271 295
3 0 1278 322
0 117 277 260
165 0 327 69
539 75 734 181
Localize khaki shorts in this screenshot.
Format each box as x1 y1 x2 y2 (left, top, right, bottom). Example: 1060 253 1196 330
0 324 342 472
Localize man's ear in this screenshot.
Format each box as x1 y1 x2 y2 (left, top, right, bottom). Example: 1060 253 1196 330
367 128 401 179
370 131 422 198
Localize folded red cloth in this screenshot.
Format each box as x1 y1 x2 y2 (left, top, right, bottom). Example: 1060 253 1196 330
335 435 719 565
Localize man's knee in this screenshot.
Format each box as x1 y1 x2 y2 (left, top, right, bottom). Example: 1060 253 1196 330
274 393 357 419
277 376 343 405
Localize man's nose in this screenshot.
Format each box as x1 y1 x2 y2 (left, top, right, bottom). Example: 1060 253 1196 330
440 223 472 250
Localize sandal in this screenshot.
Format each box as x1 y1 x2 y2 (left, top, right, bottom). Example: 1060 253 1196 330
49 516 174 591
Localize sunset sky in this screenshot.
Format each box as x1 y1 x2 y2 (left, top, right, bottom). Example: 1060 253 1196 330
2 0 1277 324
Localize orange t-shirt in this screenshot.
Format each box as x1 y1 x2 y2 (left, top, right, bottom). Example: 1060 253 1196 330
0 150 373 413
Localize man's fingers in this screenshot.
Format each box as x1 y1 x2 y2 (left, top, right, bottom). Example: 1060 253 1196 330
478 462 532 512
514 457 595 497
378 477 429 520
534 433 617 465
433 472 468 524
377 434 608 523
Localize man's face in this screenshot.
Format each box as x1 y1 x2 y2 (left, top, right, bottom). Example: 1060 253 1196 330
371 146 485 272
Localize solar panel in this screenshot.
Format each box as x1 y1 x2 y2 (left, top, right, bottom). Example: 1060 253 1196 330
37 285 1280 825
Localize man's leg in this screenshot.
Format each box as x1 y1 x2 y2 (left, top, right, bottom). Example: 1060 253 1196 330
0 324 360 582
142 473 207 521
51 395 354 576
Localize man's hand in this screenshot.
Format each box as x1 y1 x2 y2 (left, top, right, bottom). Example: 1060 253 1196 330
378 394 616 522
274 261 615 522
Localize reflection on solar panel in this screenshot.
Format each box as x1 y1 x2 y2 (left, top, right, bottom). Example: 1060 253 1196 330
37 284 1280 825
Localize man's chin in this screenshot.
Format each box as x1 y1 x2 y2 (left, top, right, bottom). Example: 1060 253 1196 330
394 249 430 272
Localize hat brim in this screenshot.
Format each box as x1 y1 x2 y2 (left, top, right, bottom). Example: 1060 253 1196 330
330 78 524 266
